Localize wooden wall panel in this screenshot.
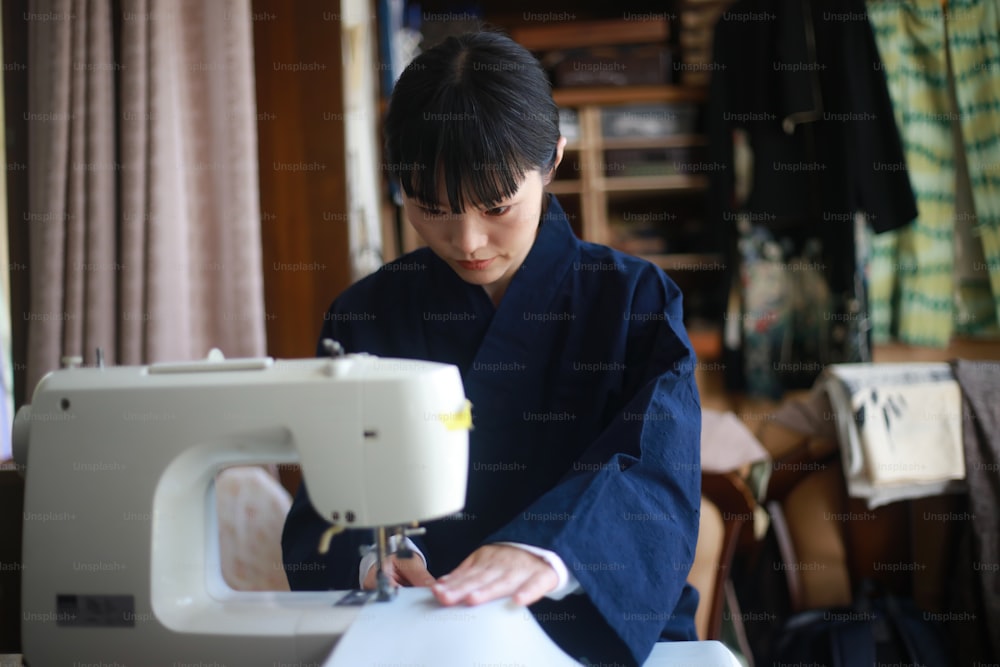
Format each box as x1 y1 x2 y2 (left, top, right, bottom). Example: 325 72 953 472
252 0 352 360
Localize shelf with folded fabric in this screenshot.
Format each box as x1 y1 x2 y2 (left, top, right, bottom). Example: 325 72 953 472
554 93 714 245
378 3 734 338
553 96 725 346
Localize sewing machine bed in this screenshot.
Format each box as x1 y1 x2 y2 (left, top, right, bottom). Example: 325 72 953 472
322 588 741 666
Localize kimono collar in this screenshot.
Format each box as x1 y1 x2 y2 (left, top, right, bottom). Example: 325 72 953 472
496 194 579 314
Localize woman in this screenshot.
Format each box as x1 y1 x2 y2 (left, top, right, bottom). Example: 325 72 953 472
282 31 702 666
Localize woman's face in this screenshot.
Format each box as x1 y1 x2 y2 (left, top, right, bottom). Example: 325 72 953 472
403 140 564 305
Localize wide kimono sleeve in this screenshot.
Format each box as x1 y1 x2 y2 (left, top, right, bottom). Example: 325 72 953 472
486 267 702 666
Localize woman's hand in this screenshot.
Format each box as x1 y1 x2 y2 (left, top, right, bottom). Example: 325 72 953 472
432 544 558 607
362 553 436 590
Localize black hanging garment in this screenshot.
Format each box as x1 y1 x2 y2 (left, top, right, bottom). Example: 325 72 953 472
707 0 918 396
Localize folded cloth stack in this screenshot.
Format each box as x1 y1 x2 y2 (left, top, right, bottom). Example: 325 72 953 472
822 362 966 509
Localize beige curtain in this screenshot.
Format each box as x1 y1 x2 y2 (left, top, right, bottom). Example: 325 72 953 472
26 0 265 395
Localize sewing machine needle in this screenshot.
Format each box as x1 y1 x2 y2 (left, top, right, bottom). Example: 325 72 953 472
375 526 393 602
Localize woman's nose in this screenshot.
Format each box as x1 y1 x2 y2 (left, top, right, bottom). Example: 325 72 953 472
452 216 488 255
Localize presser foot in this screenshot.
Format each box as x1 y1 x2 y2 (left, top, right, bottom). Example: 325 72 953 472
369 524 427 602
375 567 396 602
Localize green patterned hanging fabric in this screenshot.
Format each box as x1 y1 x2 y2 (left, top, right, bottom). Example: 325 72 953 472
866 0 1000 345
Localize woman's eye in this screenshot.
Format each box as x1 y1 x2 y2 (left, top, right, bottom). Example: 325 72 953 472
484 206 510 217
420 207 447 217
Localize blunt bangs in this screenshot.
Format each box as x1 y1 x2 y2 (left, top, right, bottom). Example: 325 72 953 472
384 32 560 213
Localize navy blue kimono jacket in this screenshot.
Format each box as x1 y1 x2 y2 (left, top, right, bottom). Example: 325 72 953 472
282 196 702 666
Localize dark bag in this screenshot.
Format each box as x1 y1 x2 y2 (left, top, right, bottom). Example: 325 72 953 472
769 591 953 667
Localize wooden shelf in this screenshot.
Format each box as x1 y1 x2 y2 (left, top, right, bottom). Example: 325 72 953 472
553 85 708 107
872 337 1000 362
511 18 668 51
599 174 709 192
550 90 722 336
639 253 725 272
547 180 583 195
688 325 724 361
601 135 708 150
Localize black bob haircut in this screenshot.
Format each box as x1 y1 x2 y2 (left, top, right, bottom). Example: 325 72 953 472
383 31 561 213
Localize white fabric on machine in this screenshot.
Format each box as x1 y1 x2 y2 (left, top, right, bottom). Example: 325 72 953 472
321 588 742 667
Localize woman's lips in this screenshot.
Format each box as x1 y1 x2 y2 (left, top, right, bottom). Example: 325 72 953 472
457 258 495 271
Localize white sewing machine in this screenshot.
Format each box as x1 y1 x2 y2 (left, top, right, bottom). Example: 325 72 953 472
14 348 743 667
14 349 471 666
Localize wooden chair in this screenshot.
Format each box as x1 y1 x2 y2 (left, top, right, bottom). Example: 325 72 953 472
689 471 758 661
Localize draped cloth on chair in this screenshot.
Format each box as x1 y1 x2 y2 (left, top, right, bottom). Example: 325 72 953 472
866 0 1000 345
26 0 265 394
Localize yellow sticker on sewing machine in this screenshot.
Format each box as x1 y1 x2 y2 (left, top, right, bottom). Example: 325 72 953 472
438 399 473 431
